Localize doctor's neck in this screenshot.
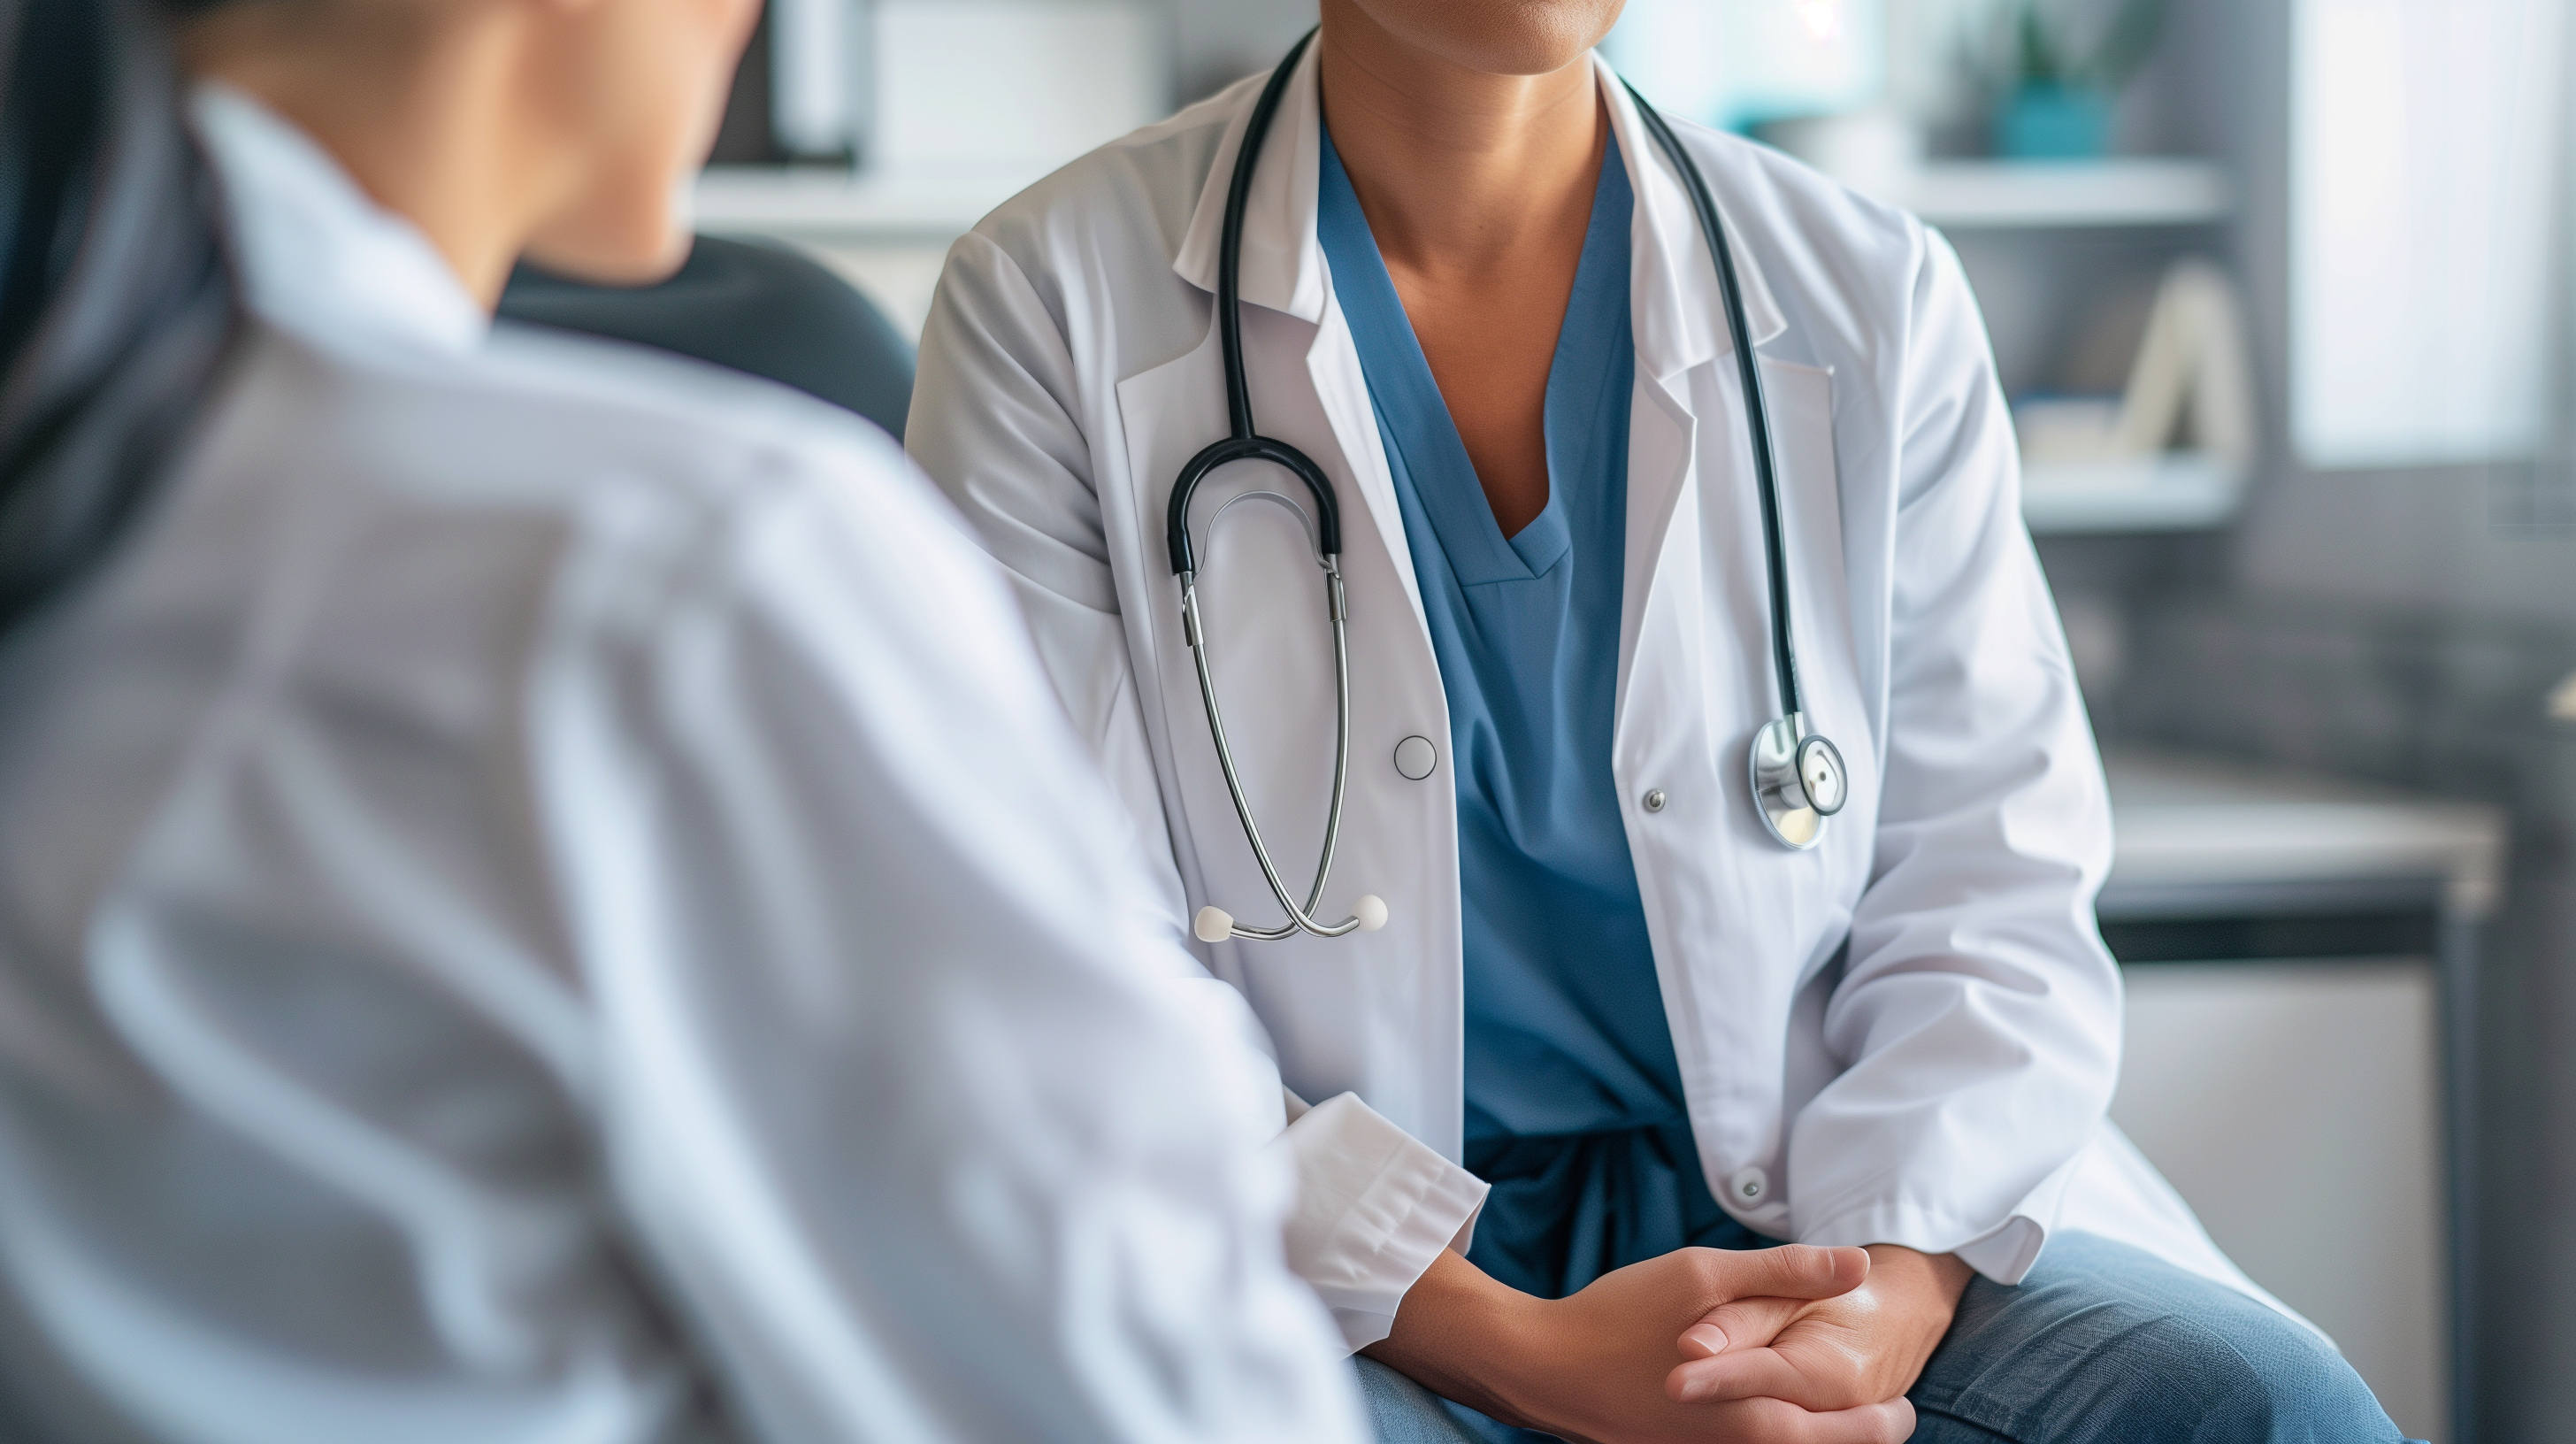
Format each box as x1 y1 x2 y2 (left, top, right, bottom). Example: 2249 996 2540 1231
178 0 755 307
1315 0 1624 275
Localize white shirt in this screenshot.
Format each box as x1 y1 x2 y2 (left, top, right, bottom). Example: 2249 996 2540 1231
0 87 1366 1444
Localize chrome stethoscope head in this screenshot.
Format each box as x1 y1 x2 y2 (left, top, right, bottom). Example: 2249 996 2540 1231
1750 715 1850 849
1624 79 1851 852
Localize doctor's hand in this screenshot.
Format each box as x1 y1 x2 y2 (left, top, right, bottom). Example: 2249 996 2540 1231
1664 1244 1974 1420
1363 1245 1915 1444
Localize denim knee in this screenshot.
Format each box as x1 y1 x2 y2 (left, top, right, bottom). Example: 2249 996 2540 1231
1908 1234 2402 1444
2089 1307 2394 1444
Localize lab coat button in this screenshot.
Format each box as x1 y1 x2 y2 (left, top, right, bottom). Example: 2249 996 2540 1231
1394 735 1438 780
1729 1166 1768 1204
1643 788 1668 814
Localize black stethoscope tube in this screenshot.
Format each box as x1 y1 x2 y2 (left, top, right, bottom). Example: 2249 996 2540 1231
1168 34 1845 939
1166 29 1338 578
1169 35 1802 724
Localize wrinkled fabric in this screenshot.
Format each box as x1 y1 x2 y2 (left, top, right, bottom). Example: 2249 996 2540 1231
0 85 1366 1444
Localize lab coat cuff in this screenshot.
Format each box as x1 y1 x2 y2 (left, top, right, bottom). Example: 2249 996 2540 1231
1269 1093 1489 1353
1798 1202 2049 1287
1951 1216 2047 1284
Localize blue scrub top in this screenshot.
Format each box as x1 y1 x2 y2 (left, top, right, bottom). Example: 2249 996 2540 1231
1317 131 1758 1303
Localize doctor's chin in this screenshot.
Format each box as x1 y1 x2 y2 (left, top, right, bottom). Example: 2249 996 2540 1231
0 1 2567 1443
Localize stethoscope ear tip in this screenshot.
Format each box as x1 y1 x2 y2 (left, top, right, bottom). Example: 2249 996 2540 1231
1194 906 1238 943
1354 895 1389 933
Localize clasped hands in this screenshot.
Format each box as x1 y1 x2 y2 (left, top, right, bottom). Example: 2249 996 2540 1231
1364 1241 1973 1444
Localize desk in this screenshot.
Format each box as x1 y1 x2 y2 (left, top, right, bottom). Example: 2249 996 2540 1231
2101 749 2503 1444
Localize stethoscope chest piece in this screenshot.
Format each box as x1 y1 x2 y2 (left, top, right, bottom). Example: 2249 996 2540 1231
1750 714 1848 850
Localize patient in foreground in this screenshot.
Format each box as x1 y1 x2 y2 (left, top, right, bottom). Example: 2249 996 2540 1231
0 1 1361 1440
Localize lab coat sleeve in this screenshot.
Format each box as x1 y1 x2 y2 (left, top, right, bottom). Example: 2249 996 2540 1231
1788 228 2122 1283
1272 1092 1488 1350
909 233 1486 1350
533 428 1368 1444
907 231 1199 955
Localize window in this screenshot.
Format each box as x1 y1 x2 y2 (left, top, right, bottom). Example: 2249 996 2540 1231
2290 0 2567 469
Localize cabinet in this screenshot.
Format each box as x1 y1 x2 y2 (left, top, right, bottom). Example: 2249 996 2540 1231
2100 749 2503 1444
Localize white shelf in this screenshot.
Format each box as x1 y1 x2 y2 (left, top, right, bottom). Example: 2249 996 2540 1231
2103 748 2506 918
1873 159 2233 229
693 165 1044 242
2020 452 2247 534
696 156 2235 243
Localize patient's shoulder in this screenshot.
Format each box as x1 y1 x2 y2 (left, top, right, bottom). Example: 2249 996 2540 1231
282 319 921 526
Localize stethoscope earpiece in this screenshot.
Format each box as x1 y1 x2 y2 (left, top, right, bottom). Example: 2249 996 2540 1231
1167 29 1378 946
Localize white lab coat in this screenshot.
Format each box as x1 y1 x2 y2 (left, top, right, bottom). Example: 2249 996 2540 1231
910 46 2285 1350
0 88 1366 1444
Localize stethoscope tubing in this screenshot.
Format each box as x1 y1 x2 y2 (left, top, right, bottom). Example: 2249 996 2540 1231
1621 82 1805 720
1179 564 1363 940
1168 27 1368 941
1215 33 1318 449
1171 33 1846 941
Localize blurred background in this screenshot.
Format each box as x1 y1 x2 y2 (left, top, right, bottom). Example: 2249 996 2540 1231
684 4 2576 1440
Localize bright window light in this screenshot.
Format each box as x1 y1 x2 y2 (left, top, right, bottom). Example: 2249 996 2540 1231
2291 0 2567 470
1603 0 1888 130
873 0 1169 171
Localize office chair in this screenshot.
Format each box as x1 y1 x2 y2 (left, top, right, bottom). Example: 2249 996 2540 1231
498 234 916 441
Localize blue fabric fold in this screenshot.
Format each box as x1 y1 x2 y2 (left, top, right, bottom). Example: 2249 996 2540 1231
1317 125 1738 1307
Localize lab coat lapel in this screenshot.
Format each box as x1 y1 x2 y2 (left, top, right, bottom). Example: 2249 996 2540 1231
1172 40 1329 327
1599 59 1861 1039
1601 58 1789 383
1600 58 1795 732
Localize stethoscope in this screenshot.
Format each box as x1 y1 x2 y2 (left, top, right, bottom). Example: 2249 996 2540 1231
1169 34 1849 948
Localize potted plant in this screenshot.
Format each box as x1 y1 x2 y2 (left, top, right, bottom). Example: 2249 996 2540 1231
1993 0 2168 159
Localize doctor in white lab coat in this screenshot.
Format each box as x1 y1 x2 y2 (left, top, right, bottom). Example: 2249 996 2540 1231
908 6 2404 1442
0 3 1366 1442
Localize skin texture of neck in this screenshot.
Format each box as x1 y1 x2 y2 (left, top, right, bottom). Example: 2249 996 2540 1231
183 4 578 308
1315 0 1607 537
1316 2 1602 280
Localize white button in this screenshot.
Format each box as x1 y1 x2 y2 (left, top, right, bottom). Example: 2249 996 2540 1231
1729 1166 1768 1204
1393 735 1438 780
1643 788 1668 814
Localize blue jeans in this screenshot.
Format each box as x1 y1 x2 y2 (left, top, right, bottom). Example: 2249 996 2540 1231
1356 1233 2411 1444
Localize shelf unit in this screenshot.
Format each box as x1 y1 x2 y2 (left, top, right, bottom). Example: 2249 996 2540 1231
694 157 2250 537
694 156 2236 244
1874 158 2233 230
694 165 1037 242
2021 453 2248 534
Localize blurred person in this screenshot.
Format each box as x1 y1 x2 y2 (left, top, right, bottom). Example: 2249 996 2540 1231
903 1 2410 1441
0 1 1376 1440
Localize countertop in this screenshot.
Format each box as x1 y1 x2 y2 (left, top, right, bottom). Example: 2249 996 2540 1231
2102 749 2508 920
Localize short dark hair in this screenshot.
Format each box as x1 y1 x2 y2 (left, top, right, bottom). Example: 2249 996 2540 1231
0 0 238 642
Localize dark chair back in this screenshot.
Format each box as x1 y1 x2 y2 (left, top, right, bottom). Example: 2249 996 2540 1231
499 235 915 441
